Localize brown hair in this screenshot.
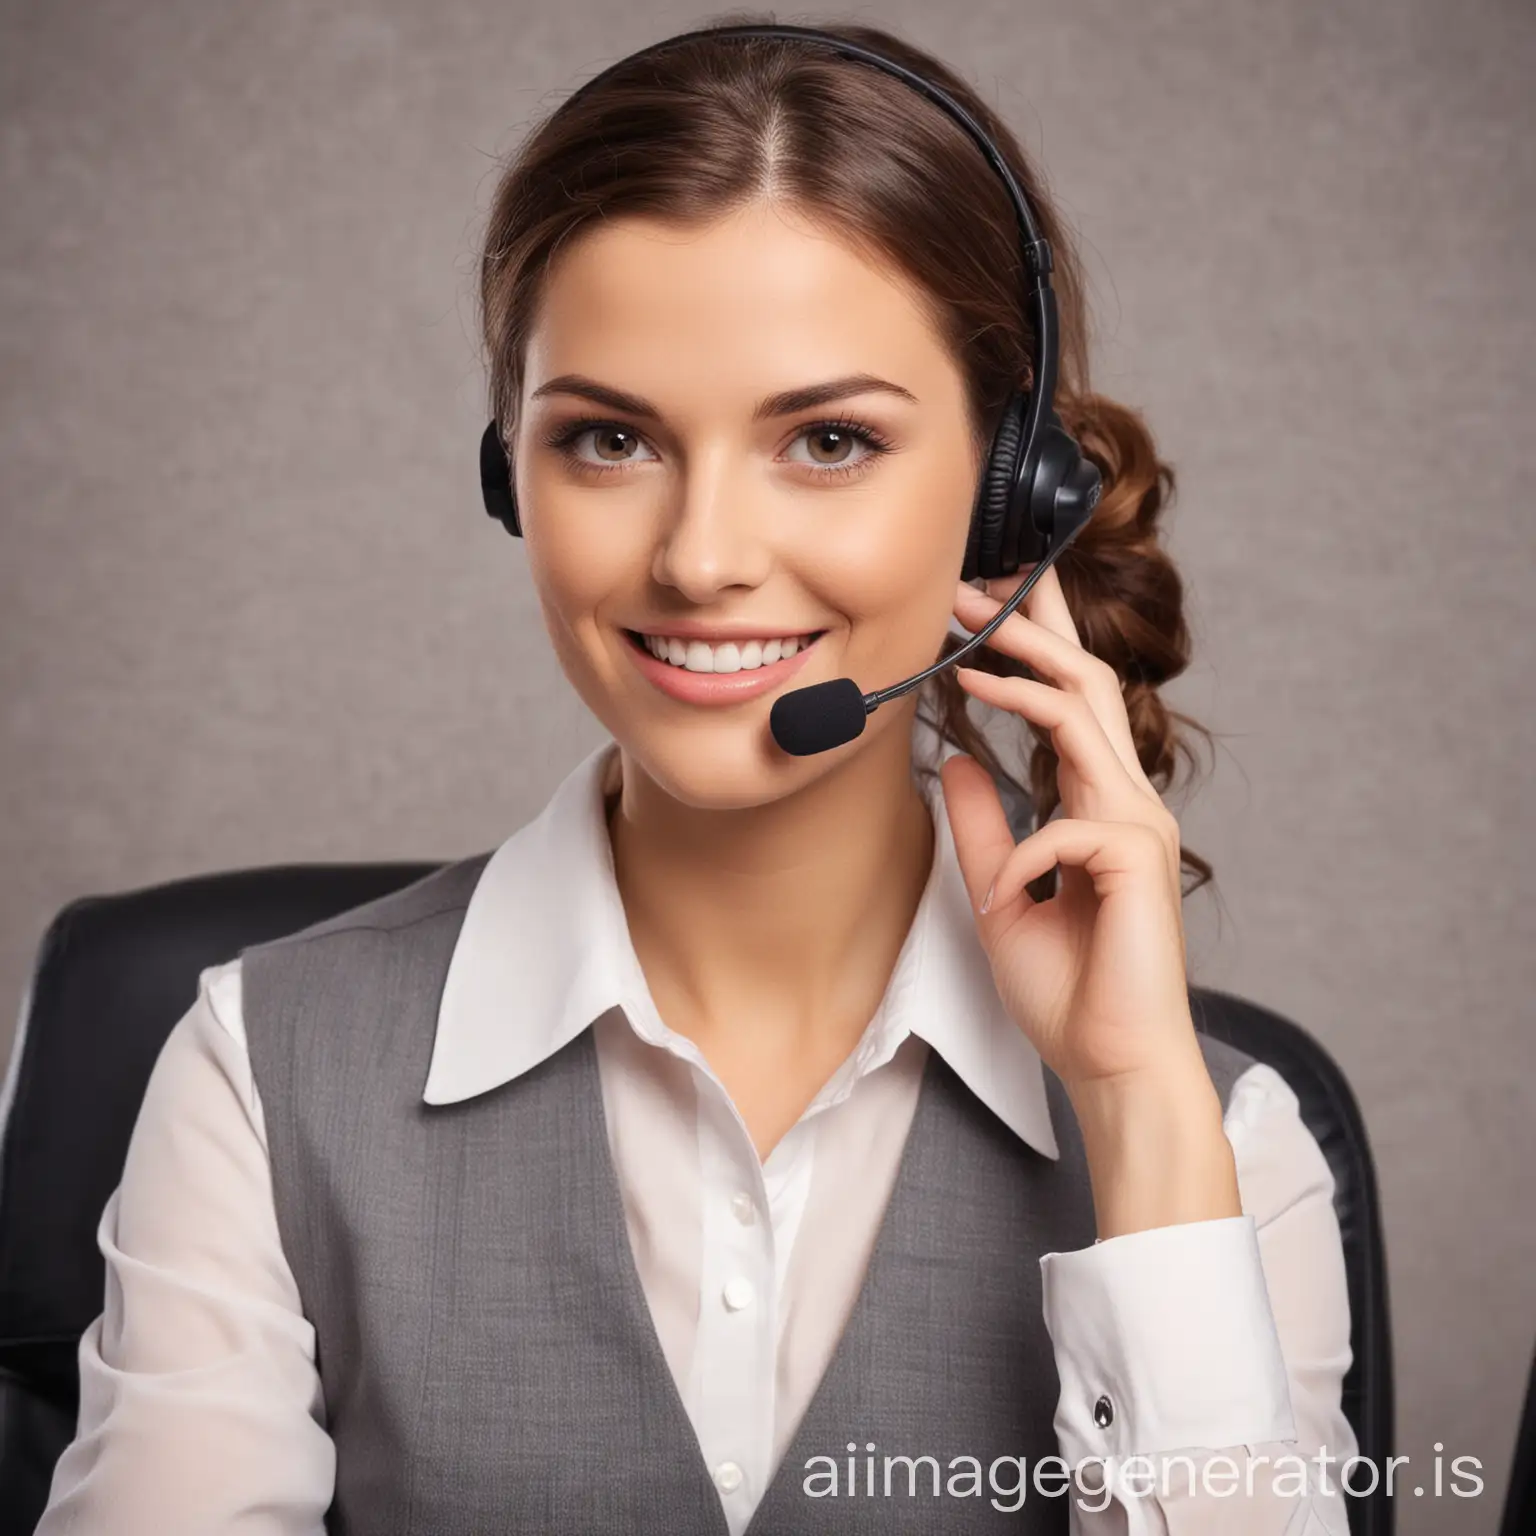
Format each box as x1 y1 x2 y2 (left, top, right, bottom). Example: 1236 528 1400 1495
479 13 1216 899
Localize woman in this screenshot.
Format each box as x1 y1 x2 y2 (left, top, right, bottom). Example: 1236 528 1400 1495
39 16 1356 1535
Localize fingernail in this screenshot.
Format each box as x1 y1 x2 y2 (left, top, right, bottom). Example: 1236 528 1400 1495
980 879 995 915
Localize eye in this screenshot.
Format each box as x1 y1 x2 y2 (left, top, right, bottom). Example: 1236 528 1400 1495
540 414 895 479
543 418 658 471
782 418 895 477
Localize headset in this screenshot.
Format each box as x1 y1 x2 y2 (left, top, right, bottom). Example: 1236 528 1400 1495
479 23 1103 756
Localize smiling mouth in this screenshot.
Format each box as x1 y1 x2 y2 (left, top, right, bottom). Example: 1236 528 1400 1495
622 629 827 674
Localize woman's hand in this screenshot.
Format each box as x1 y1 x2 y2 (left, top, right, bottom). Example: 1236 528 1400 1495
941 570 1241 1238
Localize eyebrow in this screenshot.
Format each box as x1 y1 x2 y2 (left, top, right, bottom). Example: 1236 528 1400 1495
527 371 919 420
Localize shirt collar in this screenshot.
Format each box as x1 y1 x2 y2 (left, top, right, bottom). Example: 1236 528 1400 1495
423 734 1059 1161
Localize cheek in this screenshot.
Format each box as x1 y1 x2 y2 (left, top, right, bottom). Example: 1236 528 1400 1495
811 453 975 654
521 493 648 684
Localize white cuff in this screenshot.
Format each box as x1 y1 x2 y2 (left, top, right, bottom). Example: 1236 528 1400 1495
1040 1214 1297 1464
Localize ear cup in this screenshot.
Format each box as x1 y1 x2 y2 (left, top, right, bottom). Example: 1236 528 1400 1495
480 421 521 537
965 393 1028 581
1014 412 1102 568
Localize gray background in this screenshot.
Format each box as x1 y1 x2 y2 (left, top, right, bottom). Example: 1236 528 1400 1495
2 0 1532 1528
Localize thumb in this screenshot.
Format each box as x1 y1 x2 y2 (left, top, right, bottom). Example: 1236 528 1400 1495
939 754 1017 916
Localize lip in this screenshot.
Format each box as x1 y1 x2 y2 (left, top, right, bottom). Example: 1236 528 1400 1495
630 618 824 642
621 628 825 705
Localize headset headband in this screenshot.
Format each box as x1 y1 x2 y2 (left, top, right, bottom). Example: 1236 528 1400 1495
559 23 1061 433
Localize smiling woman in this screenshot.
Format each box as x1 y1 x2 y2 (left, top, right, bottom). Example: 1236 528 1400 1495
36 15 1357 1536
481 26 1211 882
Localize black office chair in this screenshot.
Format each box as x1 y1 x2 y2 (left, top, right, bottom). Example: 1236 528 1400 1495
0 862 1396 1534
1501 1344 1536 1536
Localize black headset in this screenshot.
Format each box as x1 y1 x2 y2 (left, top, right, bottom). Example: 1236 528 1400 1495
479 23 1103 756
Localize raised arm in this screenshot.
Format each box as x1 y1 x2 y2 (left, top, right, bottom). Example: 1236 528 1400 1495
1042 1059 1356 1534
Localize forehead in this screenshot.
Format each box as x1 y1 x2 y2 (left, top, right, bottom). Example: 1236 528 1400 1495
523 200 954 401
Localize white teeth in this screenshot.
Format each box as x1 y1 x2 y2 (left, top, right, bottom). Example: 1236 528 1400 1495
638 632 818 673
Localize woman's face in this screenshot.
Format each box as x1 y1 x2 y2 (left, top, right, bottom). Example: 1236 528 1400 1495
513 198 980 810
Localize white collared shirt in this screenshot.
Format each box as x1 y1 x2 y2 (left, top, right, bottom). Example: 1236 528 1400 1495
38 737 1358 1535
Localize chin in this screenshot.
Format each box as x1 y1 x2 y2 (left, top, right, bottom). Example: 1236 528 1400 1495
615 716 832 812
564 624 913 810
577 624 849 810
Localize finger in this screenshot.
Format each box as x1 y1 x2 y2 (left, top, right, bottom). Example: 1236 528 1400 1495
954 582 1145 768
954 580 1110 693
982 561 1081 647
983 816 1170 915
954 581 1157 800
938 752 1018 914
955 665 1168 819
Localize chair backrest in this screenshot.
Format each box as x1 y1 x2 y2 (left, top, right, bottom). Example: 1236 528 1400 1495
1501 1343 1536 1536
0 863 1395 1536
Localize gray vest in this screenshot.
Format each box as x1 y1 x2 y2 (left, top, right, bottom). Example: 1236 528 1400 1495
241 853 1255 1535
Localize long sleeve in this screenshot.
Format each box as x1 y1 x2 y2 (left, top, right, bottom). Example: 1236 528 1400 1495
35 959 335 1535
1039 1061 1357 1535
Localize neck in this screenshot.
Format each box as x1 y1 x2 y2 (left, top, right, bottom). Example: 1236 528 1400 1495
607 717 937 1078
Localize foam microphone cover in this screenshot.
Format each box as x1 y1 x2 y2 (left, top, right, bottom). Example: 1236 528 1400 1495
769 677 868 756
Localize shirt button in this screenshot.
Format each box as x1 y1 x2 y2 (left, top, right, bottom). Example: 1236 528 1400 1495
722 1275 756 1312
729 1191 755 1225
713 1460 744 1493
1093 1393 1114 1428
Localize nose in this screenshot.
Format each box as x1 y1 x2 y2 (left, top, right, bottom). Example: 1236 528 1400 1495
650 448 774 603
